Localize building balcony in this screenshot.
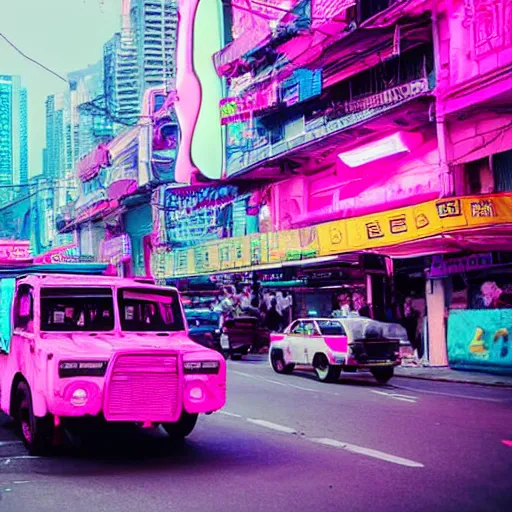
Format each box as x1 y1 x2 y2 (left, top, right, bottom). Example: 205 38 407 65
226 43 435 178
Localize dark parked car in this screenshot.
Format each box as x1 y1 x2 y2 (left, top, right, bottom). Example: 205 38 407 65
221 316 271 360
185 309 221 352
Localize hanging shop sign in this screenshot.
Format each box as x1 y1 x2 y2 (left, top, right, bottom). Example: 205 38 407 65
318 194 512 255
163 185 238 246
429 253 494 278
220 81 279 125
0 240 30 261
99 235 131 266
326 78 430 121
447 309 512 375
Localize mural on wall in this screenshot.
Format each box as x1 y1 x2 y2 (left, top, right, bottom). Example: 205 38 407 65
448 307 512 374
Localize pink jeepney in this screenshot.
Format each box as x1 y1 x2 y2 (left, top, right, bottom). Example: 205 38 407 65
0 270 226 454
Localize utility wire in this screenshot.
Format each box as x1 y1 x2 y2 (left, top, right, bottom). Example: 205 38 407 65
0 30 68 83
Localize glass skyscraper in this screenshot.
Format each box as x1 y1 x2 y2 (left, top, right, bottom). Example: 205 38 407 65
0 75 28 187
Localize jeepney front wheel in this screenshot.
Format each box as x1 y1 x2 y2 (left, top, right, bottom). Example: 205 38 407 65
162 411 198 439
371 366 394 384
15 381 55 455
313 354 341 383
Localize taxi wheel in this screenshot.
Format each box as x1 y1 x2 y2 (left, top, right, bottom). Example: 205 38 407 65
371 367 394 384
313 354 341 383
270 349 295 374
162 411 198 439
15 381 55 456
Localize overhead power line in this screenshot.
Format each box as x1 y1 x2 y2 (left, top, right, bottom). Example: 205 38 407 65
0 30 68 83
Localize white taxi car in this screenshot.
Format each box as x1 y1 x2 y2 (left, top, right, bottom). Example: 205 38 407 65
269 316 408 384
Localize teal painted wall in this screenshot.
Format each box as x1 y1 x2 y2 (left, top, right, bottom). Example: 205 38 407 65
447 309 512 375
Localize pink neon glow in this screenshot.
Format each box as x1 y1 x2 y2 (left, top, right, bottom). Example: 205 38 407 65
273 139 441 229
337 132 423 168
323 336 348 353
174 0 201 184
0 275 226 422
502 440 512 448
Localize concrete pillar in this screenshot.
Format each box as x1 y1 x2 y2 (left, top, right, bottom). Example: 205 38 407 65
426 279 449 366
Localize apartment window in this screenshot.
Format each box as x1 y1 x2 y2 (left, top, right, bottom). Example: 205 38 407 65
492 149 512 192
465 158 493 194
284 115 305 140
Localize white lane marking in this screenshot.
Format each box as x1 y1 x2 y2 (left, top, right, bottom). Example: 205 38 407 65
218 411 242 418
233 369 317 392
310 438 424 468
370 390 417 403
13 481 31 485
284 383 317 392
0 441 22 447
0 456 41 461
391 384 506 403
232 370 289 387
246 418 297 434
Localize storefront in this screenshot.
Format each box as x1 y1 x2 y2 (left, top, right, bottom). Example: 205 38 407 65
436 252 512 375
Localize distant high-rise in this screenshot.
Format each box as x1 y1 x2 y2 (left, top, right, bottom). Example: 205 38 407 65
103 0 178 126
131 0 178 99
104 30 139 126
0 75 28 186
43 93 68 180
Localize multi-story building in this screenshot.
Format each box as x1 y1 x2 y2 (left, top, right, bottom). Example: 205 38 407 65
131 0 178 101
69 61 113 162
43 93 67 180
104 0 139 127
0 75 28 191
158 0 512 374
102 0 178 128
104 31 139 126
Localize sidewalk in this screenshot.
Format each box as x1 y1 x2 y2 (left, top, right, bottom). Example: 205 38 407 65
395 366 512 388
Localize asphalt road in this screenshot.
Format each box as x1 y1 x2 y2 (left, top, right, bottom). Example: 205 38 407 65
1 359 511 512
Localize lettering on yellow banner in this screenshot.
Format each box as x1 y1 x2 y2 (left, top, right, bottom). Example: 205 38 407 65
470 199 496 218
436 199 462 218
365 220 384 239
389 214 408 234
415 213 430 229
329 225 344 245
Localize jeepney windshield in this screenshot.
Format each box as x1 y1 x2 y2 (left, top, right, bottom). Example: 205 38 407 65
41 287 115 331
118 288 185 332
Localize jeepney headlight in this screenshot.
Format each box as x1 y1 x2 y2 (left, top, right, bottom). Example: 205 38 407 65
183 361 220 374
59 360 109 378
70 388 88 407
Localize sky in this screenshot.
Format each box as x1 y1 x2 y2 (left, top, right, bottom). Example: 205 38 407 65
0 0 122 177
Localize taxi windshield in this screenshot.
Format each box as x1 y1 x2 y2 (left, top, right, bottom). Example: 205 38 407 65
118 288 185 332
41 288 114 331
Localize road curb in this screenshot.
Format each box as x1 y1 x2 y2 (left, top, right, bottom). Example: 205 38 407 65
394 372 512 388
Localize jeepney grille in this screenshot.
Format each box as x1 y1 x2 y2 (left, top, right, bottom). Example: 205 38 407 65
352 340 399 362
106 354 180 420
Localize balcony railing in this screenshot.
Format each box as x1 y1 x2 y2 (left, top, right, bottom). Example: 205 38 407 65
226 75 434 177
